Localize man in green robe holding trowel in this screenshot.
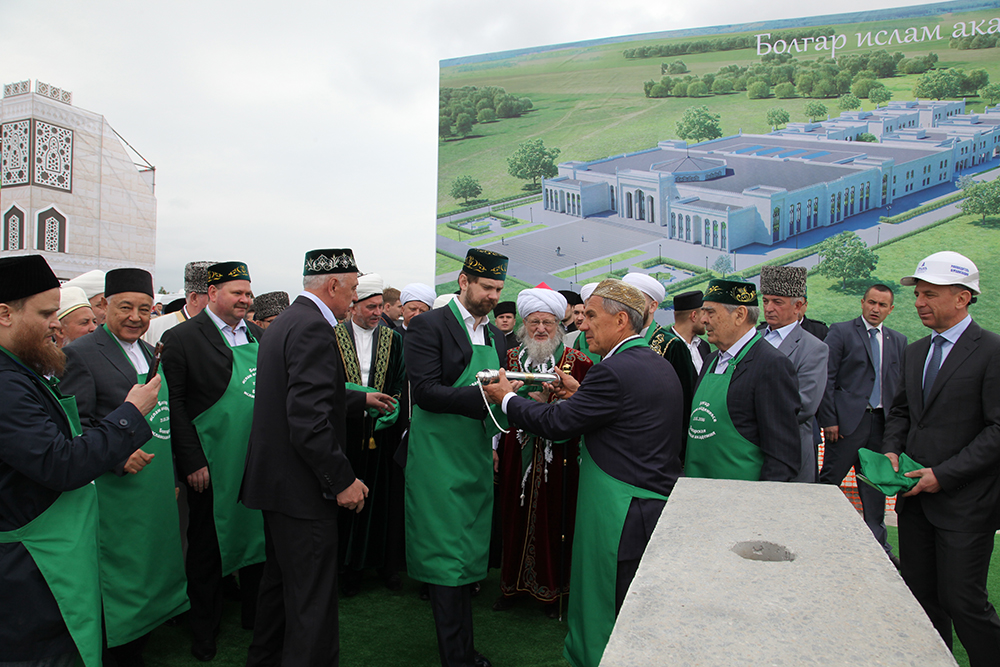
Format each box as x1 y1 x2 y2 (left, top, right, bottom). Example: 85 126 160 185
404 248 510 667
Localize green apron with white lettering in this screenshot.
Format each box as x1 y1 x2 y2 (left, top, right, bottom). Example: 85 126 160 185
97 328 189 646
572 329 602 365
404 300 506 585
191 328 265 575
685 333 764 480
0 346 102 667
563 337 668 667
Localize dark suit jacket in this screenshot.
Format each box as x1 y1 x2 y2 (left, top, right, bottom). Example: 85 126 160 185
696 336 801 481
801 316 829 342
882 319 1000 532
696 337 711 362
242 296 365 520
404 303 507 419
160 309 264 477
0 352 150 660
818 317 906 436
506 345 683 560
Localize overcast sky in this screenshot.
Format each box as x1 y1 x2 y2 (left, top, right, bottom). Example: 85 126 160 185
3 0 924 294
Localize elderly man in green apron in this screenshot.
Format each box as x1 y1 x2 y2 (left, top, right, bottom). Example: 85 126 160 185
484 279 685 667
161 261 265 661
686 279 801 482
61 268 189 667
0 255 162 667
404 248 510 667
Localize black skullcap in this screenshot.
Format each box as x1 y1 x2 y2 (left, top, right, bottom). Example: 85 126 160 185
105 268 154 298
559 289 583 306
494 301 516 316
672 290 704 311
0 255 60 303
462 249 508 280
704 279 758 307
303 249 358 275
163 297 185 314
207 262 251 286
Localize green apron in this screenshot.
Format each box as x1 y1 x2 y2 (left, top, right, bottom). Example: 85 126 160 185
96 328 189 646
563 337 668 667
190 327 265 575
404 300 506 586
685 333 764 481
572 329 602 365
0 347 102 667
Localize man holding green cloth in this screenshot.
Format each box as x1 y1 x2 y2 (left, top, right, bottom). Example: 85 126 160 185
404 248 510 667
61 268 188 667
0 255 161 667
484 278 684 667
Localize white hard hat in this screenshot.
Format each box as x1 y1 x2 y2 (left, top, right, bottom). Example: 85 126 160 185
901 251 980 295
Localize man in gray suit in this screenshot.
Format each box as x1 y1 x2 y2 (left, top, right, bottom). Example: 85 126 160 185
818 284 906 563
759 266 828 483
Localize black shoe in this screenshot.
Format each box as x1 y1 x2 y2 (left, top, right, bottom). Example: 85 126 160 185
191 640 216 662
384 572 402 591
419 583 430 601
471 581 481 597
474 651 492 667
492 595 514 611
888 552 902 570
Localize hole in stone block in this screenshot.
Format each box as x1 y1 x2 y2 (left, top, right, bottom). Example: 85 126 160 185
731 540 796 562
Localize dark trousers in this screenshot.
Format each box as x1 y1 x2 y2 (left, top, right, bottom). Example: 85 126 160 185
427 584 475 667
819 409 893 554
898 496 1000 667
615 559 641 615
185 484 263 642
247 511 340 667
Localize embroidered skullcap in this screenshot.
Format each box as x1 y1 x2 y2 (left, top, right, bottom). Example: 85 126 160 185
580 282 600 303
184 261 214 294
355 273 384 302
0 255 59 303
105 268 154 299
591 279 646 317
516 288 568 320
704 279 758 307
253 291 289 320
672 290 703 311
623 273 666 303
400 283 435 308
58 286 92 319
558 289 583 306
494 301 516 316
206 262 251 286
760 265 807 298
303 248 358 276
433 293 458 309
63 269 105 299
462 248 508 281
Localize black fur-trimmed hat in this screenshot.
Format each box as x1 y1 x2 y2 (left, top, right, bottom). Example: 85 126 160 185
760 266 807 298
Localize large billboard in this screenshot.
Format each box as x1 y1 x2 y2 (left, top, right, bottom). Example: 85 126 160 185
435 0 1000 339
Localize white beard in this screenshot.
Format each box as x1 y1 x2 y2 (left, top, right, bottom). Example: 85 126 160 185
521 335 561 367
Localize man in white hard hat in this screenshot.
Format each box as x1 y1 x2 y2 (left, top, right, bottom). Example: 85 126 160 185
882 251 1000 667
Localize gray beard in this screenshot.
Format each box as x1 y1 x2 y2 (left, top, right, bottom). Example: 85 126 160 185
521 335 562 367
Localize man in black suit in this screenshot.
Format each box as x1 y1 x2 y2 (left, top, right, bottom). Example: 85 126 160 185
404 249 509 667
0 256 160 667
241 249 393 666
686 279 800 482
61 268 188 666
161 261 265 661
484 278 683 667
819 284 906 562
670 290 710 376
883 252 1000 667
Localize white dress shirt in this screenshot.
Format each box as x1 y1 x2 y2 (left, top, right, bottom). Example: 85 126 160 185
205 305 250 346
353 323 376 386
110 331 150 374
923 314 972 383
714 327 758 374
762 320 798 349
453 298 487 346
672 326 704 375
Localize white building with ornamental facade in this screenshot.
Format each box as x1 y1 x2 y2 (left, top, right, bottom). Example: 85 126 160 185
1 80 155 280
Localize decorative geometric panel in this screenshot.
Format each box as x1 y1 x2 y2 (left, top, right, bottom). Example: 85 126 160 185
35 81 72 106
3 205 24 251
35 207 66 253
3 80 30 97
1 120 30 187
32 120 73 192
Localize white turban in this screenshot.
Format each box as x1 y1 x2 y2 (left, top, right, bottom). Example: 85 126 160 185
516 288 567 320
623 273 665 303
64 269 105 299
401 283 436 308
580 282 600 303
355 273 384 302
58 286 91 320
433 293 458 309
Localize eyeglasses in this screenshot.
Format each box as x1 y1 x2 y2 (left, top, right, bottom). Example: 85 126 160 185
525 318 558 328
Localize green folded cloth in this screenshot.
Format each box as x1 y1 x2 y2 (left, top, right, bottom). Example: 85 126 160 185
346 383 399 431
857 449 924 496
